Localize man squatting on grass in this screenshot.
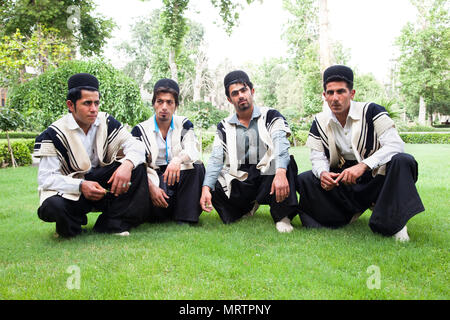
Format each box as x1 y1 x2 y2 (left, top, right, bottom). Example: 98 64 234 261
296 65 425 241
131 79 205 225
34 73 150 238
200 70 299 233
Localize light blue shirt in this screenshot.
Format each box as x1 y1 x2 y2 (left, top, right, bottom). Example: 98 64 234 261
203 106 291 190
153 115 175 166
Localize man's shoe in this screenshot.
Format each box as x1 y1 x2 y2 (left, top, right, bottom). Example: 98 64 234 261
393 226 409 242
276 217 294 233
114 231 130 237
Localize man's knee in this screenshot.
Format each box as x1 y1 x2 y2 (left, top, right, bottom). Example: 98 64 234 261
37 196 66 222
391 153 416 167
296 170 316 190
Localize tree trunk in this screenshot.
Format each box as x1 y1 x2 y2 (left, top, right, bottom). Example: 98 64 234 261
319 0 331 112
193 58 202 102
319 0 331 72
418 96 426 125
168 49 178 83
6 131 17 168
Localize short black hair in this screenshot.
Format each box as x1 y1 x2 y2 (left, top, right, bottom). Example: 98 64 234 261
66 87 100 113
152 87 179 106
224 70 253 98
67 87 100 106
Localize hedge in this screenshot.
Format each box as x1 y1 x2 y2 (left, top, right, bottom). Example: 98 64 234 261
0 132 39 139
0 139 34 167
399 133 450 144
1 132 448 168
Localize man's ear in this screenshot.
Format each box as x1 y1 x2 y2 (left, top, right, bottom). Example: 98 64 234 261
227 96 232 103
67 100 75 113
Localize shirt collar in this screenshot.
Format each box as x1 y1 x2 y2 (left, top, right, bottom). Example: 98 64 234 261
67 113 100 130
153 115 174 132
326 100 360 126
228 105 261 125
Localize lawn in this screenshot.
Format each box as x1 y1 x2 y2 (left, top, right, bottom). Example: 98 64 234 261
0 145 448 300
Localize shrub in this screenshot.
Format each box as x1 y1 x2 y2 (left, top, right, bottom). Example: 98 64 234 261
199 131 215 152
399 133 450 144
8 59 150 131
0 139 34 167
0 132 39 139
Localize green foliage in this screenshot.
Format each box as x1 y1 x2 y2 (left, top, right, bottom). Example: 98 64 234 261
208 0 261 35
288 129 309 146
0 131 39 139
0 26 72 86
0 0 115 57
118 10 204 97
8 60 150 131
0 107 25 132
395 0 450 118
248 58 287 108
0 139 33 167
180 101 229 129
399 133 450 144
160 0 189 58
199 131 215 151
298 43 323 117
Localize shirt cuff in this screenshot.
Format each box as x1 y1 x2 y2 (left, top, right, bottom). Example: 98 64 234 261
361 157 377 170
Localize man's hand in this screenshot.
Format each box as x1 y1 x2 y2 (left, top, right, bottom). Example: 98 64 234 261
107 160 134 196
148 179 169 208
335 162 368 185
163 157 181 186
80 180 106 201
200 186 213 212
270 168 290 203
320 171 340 191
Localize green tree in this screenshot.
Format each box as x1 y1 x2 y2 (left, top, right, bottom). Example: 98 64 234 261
8 60 149 130
0 106 25 167
140 0 260 83
395 0 450 124
246 58 287 108
181 101 229 129
117 10 204 100
282 0 353 118
0 0 115 56
0 26 72 86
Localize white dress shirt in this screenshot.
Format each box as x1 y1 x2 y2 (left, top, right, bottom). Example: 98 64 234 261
37 114 145 194
311 105 404 179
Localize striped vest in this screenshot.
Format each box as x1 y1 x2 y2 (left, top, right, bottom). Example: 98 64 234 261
306 101 395 175
33 112 133 203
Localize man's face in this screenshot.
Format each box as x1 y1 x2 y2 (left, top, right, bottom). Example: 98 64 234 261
323 81 355 117
67 89 100 132
227 83 255 112
153 92 176 123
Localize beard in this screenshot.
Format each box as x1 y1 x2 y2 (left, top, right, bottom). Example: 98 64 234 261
235 99 252 112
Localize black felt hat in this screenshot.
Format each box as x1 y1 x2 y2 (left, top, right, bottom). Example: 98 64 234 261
323 65 354 89
223 70 253 96
224 70 251 88
153 78 179 94
68 73 99 91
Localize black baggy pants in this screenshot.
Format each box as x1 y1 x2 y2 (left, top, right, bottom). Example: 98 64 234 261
148 163 206 223
37 162 150 237
211 155 299 224
296 153 425 236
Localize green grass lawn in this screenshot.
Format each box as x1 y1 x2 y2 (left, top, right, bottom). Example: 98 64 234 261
0 145 448 300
